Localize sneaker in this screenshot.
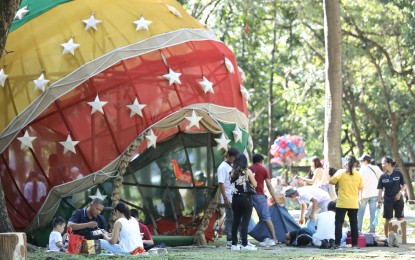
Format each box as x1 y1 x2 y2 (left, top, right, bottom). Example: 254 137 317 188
247 241 256 247
328 239 335 249
319 239 329 249
226 241 232 249
239 241 256 248
231 245 240 250
259 238 276 247
240 244 257 251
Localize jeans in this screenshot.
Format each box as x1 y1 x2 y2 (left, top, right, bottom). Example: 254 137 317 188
100 239 128 254
357 196 377 233
224 206 234 242
231 195 253 246
335 208 358 246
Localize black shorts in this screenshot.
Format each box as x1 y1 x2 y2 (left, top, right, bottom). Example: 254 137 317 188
383 196 404 219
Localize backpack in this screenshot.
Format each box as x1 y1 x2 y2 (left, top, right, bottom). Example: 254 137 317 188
363 233 377 247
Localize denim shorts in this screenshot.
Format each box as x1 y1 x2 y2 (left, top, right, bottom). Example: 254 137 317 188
252 194 271 221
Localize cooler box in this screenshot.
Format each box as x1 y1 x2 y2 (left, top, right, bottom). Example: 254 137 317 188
346 234 366 247
388 220 407 244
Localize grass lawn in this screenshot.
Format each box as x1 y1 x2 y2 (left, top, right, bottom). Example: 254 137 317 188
29 236 415 259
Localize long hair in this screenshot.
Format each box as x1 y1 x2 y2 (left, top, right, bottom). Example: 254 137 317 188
231 153 248 180
307 157 323 178
346 155 357 175
115 202 131 220
382 156 396 167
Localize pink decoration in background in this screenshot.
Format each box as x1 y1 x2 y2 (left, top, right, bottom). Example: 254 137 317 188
270 134 306 166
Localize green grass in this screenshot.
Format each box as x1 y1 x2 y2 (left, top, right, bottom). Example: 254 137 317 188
28 246 412 260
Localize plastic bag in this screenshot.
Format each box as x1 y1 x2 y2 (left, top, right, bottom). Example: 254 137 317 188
372 208 381 226
67 228 84 254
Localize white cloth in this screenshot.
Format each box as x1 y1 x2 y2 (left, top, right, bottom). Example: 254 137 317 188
360 164 382 198
217 160 233 203
48 231 63 252
297 186 331 204
117 217 143 252
312 211 335 246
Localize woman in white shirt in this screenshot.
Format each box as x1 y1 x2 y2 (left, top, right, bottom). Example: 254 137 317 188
301 157 328 192
100 202 143 254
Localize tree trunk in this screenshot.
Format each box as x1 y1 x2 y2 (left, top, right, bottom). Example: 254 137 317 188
0 0 22 59
267 4 278 174
0 177 14 232
0 232 27 259
0 0 22 233
323 0 343 199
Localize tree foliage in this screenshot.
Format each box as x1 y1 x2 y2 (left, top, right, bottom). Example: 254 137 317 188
184 0 415 198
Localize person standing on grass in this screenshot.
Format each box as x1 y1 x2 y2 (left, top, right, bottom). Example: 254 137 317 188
249 154 279 246
217 147 239 249
377 156 407 238
329 155 363 249
357 154 382 234
230 154 257 251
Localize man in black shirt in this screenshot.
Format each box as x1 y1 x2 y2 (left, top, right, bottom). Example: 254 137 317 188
377 156 407 238
67 198 107 240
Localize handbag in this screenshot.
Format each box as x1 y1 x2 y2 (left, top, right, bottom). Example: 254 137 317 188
244 175 256 195
67 227 84 254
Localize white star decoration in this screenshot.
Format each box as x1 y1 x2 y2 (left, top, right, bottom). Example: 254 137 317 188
17 130 36 150
33 73 49 92
132 16 152 31
0 69 8 87
127 98 146 117
224 57 235 73
145 129 158 149
89 189 107 201
198 76 214 94
214 133 230 151
87 95 108 114
14 6 29 20
238 66 246 82
167 5 182 18
163 68 182 85
240 85 250 101
83 14 102 31
185 110 203 129
59 135 80 154
233 125 243 143
61 38 80 56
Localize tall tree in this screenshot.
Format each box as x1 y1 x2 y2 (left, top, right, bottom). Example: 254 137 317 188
323 0 343 174
0 0 21 232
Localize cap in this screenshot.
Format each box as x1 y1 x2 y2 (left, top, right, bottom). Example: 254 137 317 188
284 188 297 197
358 154 372 162
227 147 239 157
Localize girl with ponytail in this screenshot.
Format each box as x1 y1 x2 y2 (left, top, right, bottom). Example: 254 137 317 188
329 155 363 249
378 156 407 238
100 202 143 254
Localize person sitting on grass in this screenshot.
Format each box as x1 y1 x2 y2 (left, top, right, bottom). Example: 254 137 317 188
100 202 143 254
131 208 160 251
67 198 107 240
312 201 336 249
48 216 68 252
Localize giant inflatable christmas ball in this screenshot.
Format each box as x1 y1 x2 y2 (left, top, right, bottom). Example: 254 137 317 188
0 0 249 234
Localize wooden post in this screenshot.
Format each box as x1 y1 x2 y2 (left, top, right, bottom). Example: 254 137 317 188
0 232 27 260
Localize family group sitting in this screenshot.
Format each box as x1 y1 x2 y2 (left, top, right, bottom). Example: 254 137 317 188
48 198 157 254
